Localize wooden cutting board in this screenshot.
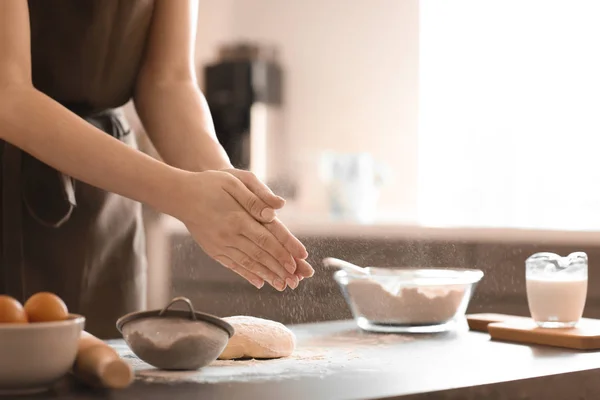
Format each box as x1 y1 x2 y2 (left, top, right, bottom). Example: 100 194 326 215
467 313 600 350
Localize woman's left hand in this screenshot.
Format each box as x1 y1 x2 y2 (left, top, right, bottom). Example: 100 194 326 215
221 168 315 281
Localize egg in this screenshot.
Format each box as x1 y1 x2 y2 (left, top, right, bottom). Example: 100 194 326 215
24 292 69 322
0 295 28 323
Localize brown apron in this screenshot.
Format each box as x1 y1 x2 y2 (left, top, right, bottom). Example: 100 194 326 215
0 0 156 339
0 109 147 340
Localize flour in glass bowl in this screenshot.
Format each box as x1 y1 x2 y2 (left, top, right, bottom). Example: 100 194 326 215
344 279 468 325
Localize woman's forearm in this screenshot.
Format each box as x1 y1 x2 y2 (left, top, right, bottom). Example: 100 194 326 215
133 80 233 173
0 85 186 218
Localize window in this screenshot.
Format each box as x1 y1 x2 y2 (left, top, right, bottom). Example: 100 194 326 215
418 0 600 230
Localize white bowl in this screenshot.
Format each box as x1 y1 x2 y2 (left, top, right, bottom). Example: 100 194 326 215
0 314 85 395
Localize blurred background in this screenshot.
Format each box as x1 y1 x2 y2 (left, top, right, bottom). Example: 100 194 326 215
127 0 600 323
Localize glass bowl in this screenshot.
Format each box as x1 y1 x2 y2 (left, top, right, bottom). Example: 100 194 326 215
334 267 484 333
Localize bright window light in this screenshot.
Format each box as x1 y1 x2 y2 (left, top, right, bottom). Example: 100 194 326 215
418 0 600 230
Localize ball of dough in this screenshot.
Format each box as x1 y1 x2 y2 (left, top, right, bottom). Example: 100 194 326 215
218 316 296 360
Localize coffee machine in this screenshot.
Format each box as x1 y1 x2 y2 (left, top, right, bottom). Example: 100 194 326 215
203 42 295 198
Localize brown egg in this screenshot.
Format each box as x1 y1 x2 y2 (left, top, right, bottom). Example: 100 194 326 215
0 295 28 323
24 292 69 323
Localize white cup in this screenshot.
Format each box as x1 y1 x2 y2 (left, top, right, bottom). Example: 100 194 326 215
319 152 386 223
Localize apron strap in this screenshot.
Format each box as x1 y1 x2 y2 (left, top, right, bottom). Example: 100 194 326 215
1 144 25 300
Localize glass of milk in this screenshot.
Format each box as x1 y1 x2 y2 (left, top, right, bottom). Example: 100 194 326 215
525 252 588 328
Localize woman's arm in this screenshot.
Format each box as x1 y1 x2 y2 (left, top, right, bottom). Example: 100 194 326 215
0 0 307 290
134 0 313 280
133 0 228 174
133 0 295 213
0 0 183 217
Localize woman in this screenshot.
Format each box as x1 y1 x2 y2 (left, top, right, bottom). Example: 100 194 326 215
0 0 314 339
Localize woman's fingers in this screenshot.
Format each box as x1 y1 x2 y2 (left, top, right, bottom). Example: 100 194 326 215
241 217 298 275
295 258 315 279
233 237 299 289
221 174 276 223
223 169 286 210
225 246 293 291
264 218 309 260
214 255 265 289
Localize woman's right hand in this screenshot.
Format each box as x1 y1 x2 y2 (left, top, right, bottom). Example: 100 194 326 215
171 170 312 291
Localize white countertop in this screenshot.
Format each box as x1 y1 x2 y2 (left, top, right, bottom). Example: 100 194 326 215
161 213 600 246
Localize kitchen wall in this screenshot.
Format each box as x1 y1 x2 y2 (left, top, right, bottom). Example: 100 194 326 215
195 0 419 221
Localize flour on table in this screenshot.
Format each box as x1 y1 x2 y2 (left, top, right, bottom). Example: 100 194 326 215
109 324 415 384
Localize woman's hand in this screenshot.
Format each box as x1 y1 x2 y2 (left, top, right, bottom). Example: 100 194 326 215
263 218 314 281
173 170 312 291
221 168 286 210
221 168 315 282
